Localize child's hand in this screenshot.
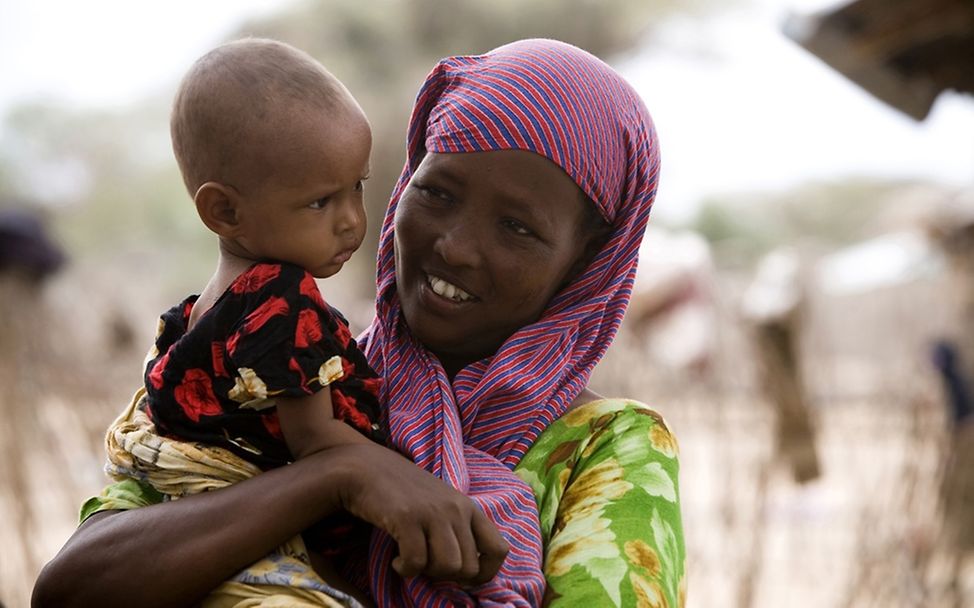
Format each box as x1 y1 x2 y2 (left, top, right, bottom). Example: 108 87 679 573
335 443 509 584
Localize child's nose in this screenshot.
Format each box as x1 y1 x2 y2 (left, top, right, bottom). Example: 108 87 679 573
335 197 364 235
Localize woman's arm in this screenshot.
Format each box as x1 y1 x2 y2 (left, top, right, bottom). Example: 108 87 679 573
33 442 509 608
33 446 350 608
516 400 687 607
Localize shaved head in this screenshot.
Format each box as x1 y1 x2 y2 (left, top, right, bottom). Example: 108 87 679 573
171 38 361 196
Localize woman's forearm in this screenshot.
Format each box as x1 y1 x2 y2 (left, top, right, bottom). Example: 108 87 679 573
35 441 511 607
32 448 355 608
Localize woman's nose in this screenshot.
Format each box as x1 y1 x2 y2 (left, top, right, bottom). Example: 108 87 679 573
433 221 481 269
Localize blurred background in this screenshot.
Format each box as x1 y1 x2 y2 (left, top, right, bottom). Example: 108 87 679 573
1 0 972 606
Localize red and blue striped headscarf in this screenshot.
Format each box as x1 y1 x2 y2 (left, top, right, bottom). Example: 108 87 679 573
360 38 659 606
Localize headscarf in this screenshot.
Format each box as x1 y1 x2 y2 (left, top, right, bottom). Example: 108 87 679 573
360 38 659 606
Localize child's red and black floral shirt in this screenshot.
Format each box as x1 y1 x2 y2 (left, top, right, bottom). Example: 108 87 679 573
144 262 385 469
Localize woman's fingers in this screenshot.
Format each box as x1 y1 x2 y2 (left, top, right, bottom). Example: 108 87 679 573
336 444 510 583
422 520 464 580
391 524 428 578
452 520 483 582
470 509 509 585
391 501 507 584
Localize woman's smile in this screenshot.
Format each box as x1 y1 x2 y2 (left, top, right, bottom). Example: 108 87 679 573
394 149 592 375
427 275 475 303
415 273 480 325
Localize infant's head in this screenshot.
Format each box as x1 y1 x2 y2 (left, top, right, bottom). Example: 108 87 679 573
171 38 366 197
172 38 372 278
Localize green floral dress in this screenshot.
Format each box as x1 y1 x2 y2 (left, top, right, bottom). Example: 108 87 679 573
515 399 685 608
82 398 685 607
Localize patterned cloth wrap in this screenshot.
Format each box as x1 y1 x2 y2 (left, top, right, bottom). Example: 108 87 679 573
105 387 364 607
357 38 660 606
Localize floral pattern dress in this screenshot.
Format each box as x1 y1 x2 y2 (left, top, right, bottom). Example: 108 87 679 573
83 397 685 607
144 262 385 469
514 398 686 608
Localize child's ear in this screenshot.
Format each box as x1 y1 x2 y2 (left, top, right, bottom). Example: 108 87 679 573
194 182 241 236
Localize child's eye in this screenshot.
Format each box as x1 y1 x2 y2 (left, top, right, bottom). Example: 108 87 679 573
309 197 329 210
354 176 369 193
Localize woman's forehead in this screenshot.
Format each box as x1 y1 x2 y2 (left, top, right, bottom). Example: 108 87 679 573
417 150 588 218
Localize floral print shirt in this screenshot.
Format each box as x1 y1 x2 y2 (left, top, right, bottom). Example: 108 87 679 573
144 262 384 469
515 399 686 608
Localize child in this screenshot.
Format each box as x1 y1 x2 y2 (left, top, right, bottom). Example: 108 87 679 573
127 39 386 595
143 37 384 476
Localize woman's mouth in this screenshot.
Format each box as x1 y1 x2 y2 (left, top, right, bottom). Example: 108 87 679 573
426 274 475 303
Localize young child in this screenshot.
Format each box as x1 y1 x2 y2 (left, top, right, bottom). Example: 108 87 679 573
102 40 389 606
140 37 384 539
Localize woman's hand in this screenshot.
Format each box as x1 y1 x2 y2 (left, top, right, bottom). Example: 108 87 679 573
336 443 509 585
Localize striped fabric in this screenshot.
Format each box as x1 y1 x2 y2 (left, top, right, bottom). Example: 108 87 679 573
360 39 659 606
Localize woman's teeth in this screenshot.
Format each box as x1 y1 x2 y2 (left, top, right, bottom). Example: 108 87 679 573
428 275 474 302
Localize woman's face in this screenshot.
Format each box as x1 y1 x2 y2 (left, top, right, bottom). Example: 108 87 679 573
394 149 595 374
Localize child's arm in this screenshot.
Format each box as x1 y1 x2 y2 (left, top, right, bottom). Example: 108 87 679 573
276 389 372 461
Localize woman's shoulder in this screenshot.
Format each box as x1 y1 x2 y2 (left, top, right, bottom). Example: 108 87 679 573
561 397 676 433
562 391 677 441
563 398 677 449
518 395 680 476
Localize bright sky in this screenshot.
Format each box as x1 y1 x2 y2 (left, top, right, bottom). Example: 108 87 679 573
0 0 286 112
1 0 972 222
620 0 974 221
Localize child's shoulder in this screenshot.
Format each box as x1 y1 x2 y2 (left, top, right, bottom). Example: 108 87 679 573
230 262 312 295
247 261 311 280
229 261 331 314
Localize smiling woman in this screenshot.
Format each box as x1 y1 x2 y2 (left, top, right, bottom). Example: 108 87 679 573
358 38 683 606
395 150 600 377
34 38 684 608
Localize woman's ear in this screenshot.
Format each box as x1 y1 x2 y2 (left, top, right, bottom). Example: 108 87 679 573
557 194 612 292
565 235 601 284
566 207 612 284
194 182 241 237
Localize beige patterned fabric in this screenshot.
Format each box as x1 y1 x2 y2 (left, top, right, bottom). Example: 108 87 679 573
103 388 360 608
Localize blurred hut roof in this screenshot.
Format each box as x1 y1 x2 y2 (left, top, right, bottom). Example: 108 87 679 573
784 0 974 120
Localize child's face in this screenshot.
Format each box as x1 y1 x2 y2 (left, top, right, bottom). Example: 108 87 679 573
232 103 372 279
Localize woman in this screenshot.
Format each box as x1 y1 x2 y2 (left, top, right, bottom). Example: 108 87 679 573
33 38 685 607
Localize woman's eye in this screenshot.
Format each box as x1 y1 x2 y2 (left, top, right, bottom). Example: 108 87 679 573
415 184 451 203
502 219 533 237
354 180 364 192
